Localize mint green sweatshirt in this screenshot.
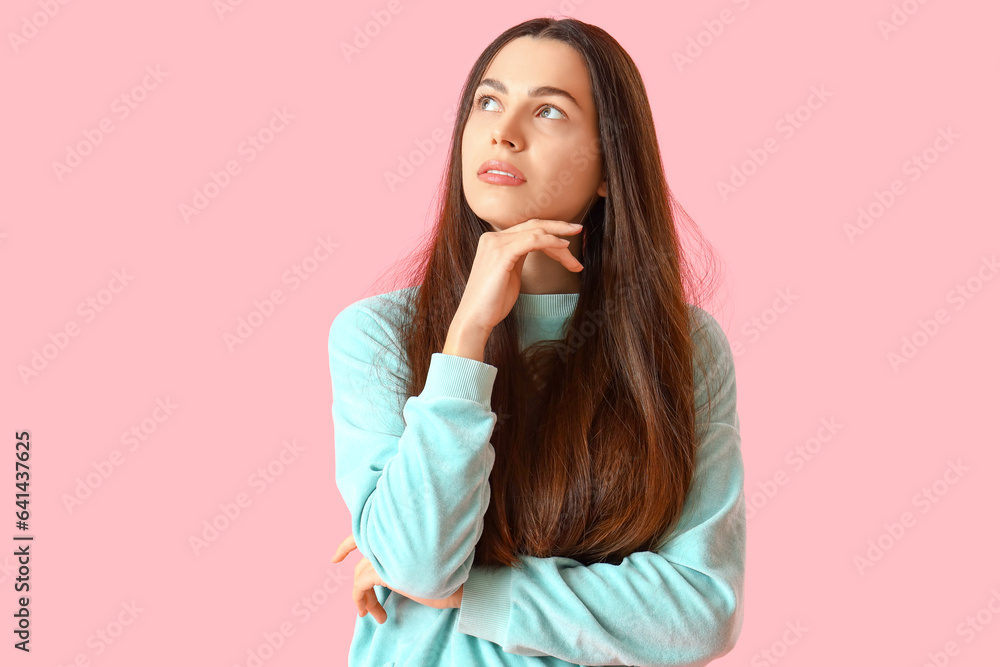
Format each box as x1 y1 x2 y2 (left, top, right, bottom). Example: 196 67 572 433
328 287 745 666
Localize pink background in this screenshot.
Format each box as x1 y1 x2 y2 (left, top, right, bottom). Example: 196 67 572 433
3 0 999 664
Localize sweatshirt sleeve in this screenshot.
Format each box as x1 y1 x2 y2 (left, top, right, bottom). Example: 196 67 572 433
329 299 500 600
455 307 746 666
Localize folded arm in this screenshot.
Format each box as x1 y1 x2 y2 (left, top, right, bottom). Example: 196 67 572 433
456 307 746 666
329 298 500 600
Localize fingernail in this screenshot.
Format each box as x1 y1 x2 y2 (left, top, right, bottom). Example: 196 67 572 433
570 223 583 229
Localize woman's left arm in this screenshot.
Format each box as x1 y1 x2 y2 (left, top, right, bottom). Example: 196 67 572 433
456 309 745 667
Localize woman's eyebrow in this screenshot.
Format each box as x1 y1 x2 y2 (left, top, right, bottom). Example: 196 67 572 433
477 77 582 111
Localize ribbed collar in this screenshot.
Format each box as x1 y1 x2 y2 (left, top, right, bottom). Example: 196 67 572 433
513 292 580 318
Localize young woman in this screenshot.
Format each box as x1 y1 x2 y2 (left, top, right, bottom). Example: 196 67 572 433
329 16 745 667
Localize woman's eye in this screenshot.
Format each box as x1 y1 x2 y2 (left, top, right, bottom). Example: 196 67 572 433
477 94 500 111
539 106 566 120
474 94 566 120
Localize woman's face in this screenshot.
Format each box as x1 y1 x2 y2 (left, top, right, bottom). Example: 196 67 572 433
462 36 606 231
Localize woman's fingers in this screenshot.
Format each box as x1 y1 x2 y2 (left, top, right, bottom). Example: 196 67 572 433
352 575 367 611
330 534 357 563
503 230 583 272
364 589 387 623
497 218 583 236
507 220 584 272
544 244 584 271
459 218 585 331
353 557 389 624
331 537 389 624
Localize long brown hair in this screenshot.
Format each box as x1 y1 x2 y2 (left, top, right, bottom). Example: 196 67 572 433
367 17 727 568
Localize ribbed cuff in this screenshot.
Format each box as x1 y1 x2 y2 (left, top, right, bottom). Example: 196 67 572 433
456 566 512 646
420 353 498 408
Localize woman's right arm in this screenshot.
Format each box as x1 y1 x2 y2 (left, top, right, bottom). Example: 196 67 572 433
329 299 500 601
330 219 584 600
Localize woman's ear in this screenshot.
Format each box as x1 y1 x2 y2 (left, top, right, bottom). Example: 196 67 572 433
598 178 607 198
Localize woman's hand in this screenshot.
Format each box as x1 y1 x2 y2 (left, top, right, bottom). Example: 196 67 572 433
331 534 464 624
456 219 584 333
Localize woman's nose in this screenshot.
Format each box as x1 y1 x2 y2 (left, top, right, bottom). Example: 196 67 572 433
491 119 522 149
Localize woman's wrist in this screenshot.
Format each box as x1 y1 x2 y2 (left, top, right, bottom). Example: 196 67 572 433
442 319 491 362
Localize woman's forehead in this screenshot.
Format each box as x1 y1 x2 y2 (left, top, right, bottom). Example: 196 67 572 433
481 37 593 109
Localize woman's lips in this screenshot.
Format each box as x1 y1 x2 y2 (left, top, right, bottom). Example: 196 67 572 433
477 171 527 186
